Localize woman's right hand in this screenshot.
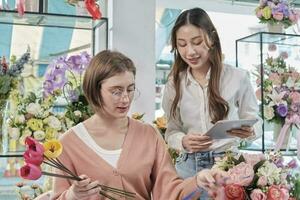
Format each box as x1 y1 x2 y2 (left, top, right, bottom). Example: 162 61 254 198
182 133 213 153
67 175 100 200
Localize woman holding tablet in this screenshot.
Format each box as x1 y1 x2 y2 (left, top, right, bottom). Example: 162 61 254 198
162 8 262 199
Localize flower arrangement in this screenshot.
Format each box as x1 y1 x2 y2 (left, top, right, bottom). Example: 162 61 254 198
43 52 93 129
212 151 299 200
8 92 63 145
0 51 30 121
255 0 299 28
16 182 44 200
19 137 136 199
255 55 300 153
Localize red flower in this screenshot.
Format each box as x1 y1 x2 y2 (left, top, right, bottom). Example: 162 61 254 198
224 184 245 200
19 163 42 180
23 150 43 166
25 137 44 156
267 185 284 200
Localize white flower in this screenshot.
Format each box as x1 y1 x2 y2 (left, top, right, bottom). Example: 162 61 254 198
23 129 32 137
33 130 45 141
65 117 75 129
40 110 50 118
257 161 282 185
19 135 27 145
264 106 275 120
74 110 82 117
46 116 62 130
26 103 42 116
8 127 20 139
15 115 25 124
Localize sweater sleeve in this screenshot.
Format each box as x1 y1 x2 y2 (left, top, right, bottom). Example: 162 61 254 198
150 127 200 200
51 134 77 200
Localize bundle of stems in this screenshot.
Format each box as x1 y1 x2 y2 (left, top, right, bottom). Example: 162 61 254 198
43 156 136 200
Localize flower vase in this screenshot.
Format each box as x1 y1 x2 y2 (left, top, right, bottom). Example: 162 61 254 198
2 101 25 153
75 1 89 16
272 123 291 149
267 23 284 33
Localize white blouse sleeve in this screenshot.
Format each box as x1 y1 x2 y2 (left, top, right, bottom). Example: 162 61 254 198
162 80 186 151
237 71 263 140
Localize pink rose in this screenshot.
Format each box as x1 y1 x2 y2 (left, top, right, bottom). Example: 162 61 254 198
281 187 290 200
227 162 254 186
269 73 281 85
273 12 284 21
257 176 268 187
280 51 289 59
250 189 267 200
243 153 265 166
225 184 245 200
289 13 298 23
267 185 285 200
268 44 277 51
289 92 300 104
256 9 263 18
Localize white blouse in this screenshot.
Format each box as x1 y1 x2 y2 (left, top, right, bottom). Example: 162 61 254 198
162 64 262 152
72 123 122 168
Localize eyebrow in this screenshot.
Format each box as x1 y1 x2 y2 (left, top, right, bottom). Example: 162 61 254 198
108 83 135 90
177 36 203 41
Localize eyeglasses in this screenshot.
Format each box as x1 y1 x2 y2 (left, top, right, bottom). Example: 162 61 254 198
109 88 140 102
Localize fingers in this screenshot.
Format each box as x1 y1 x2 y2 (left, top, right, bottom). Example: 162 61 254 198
183 134 213 152
228 127 254 138
71 175 101 199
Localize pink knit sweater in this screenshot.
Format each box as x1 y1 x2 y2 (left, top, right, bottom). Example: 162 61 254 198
51 118 200 200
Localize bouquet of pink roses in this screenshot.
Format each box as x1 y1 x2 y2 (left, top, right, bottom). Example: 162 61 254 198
212 151 299 200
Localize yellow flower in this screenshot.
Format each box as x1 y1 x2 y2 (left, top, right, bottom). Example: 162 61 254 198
45 127 57 140
27 118 43 131
155 116 166 129
43 140 63 158
262 6 272 19
131 112 144 121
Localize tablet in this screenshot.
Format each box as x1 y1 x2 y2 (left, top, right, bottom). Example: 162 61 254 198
205 119 258 140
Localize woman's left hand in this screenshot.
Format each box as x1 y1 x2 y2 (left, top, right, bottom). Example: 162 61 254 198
196 169 228 197
227 126 254 139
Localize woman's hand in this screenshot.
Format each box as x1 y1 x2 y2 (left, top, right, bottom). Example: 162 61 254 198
228 126 254 139
182 134 213 153
196 169 228 198
67 175 100 200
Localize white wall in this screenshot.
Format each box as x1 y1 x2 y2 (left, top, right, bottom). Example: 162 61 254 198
110 0 156 122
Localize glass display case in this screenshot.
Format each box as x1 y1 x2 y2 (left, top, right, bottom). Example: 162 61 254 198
0 9 107 199
236 32 300 155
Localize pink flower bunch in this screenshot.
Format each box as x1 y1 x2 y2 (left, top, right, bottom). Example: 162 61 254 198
212 152 298 200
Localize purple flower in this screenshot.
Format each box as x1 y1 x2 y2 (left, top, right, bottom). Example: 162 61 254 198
287 159 297 168
67 52 91 74
67 89 79 102
276 103 288 117
43 80 55 97
44 67 67 91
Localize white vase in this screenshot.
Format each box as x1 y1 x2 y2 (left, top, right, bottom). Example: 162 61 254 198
267 23 284 33
273 123 290 149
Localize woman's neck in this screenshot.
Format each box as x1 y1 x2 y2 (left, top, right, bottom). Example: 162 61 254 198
191 64 210 82
89 113 129 132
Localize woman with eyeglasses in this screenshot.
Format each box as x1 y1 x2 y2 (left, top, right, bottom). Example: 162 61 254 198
51 50 226 200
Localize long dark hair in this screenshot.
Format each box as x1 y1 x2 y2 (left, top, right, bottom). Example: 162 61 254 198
169 7 229 123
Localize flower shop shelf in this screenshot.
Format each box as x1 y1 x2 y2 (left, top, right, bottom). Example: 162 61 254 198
236 32 300 155
0 11 108 200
